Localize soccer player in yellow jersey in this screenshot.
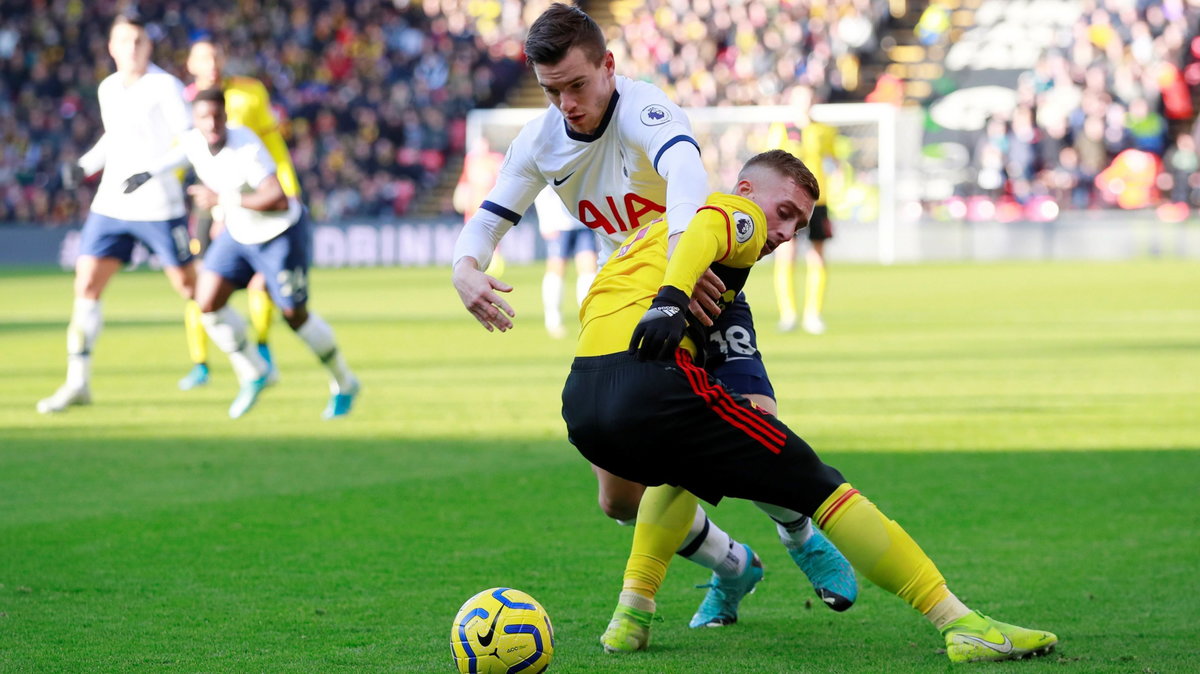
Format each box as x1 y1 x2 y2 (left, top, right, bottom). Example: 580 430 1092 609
773 86 837 334
176 37 300 390
561 150 1058 663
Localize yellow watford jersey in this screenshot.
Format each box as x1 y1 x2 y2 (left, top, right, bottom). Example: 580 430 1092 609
799 122 836 206
577 193 767 357
223 76 300 198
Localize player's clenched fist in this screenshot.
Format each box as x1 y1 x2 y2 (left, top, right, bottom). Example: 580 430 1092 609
453 261 515 332
629 285 690 361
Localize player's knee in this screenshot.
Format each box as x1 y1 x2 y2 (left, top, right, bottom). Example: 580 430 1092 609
195 296 221 313
597 487 641 521
282 305 307 329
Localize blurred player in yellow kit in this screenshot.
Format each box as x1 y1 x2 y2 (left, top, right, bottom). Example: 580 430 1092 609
773 87 837 334
177 37 301 390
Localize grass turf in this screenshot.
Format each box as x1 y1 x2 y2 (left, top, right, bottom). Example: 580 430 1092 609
1 260 1197 672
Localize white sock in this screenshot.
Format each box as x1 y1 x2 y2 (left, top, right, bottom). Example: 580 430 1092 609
542 272 563 330
677 506 747 579
201 307 267 383
754 501 814 549
576 271 595 306
65 297 102 388
926 592 971 631
295 312 355 393
617 589 656 612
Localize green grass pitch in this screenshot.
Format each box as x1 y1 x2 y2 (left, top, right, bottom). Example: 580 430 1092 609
1 260 1197 672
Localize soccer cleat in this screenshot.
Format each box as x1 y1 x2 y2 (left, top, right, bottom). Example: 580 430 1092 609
258 343 280 385
546 324 568 339
36 384 91 414
688 545 764 628
600 604 654 653
788 529 857 611
322 378 360 419
228 374 269 419
942 611 1058 663
178 363 210 391
802 315 826 335
778 316 798 333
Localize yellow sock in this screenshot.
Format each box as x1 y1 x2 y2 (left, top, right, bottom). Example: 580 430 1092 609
247 288 275 345
803 259 827 319
623 485 698 599
815 483 950 614
184 300 208 364
774 244 797 325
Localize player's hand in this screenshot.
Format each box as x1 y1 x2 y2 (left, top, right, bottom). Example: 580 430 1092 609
123 172 151 194
629 285 690 361
688 269 726 327
60 162 85 190
453 261 516 332
187 184 219 210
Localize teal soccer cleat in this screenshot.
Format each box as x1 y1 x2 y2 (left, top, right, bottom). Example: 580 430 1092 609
229 374 269 419
789 528 857 611
688 544 764 628
322 378 360 419
178 363 210 391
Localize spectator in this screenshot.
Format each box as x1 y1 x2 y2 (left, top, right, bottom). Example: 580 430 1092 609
0 0 541 224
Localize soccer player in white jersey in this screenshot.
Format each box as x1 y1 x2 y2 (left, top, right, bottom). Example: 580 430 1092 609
37 13 198 415
452 3 856 631
127 88 359 419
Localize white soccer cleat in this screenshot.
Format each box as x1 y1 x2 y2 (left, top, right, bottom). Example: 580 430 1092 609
36 384 92 414
802 315 826 335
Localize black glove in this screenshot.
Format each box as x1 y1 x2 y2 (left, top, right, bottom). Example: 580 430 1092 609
123 172 151 193
629 285 690 361
60 162 85 190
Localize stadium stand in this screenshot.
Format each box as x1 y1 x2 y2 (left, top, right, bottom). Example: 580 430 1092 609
3 0 1198 227
0 0 541 225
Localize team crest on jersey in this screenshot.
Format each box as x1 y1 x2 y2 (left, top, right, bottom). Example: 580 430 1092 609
640 104 671 126
733 211 754 243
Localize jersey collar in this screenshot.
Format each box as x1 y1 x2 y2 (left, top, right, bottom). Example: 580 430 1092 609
564 90 620 143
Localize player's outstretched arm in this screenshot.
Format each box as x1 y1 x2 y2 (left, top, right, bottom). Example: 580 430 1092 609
453 258 515 332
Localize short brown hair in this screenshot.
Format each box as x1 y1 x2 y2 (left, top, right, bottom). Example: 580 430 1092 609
111 11 146 37
740 149 820 202
192 87 226 108
524 3 606 65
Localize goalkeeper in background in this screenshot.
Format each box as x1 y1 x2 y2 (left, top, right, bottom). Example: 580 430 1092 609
563 149 1058 662
773 86 836 335
176 37 301 390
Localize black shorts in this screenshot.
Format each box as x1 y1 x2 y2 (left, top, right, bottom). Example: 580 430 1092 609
704 292 774 399
807 205 833 242
561 350 844 514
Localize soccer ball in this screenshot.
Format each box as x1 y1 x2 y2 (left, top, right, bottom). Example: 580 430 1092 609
451 587 554 673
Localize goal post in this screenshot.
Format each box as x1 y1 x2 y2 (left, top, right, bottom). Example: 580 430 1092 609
466 102 900 264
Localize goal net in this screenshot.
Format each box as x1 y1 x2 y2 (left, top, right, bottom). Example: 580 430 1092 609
466 102 900 263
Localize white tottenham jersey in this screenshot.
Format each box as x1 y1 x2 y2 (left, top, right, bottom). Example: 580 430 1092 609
181 125 300 244
84 64 190 221
478 76 700 258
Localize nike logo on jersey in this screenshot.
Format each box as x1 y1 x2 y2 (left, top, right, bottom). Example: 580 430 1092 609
553 172 576 186
956 633 1014 654
475 607 504 647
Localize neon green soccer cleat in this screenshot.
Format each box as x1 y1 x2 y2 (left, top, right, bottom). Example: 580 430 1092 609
942 611 1058 663
600 604 654 653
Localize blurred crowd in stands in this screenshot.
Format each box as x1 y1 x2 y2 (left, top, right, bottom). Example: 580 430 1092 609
959 0 1200 220
0 0 541 225
4 0 1200 228
606 0 893 108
